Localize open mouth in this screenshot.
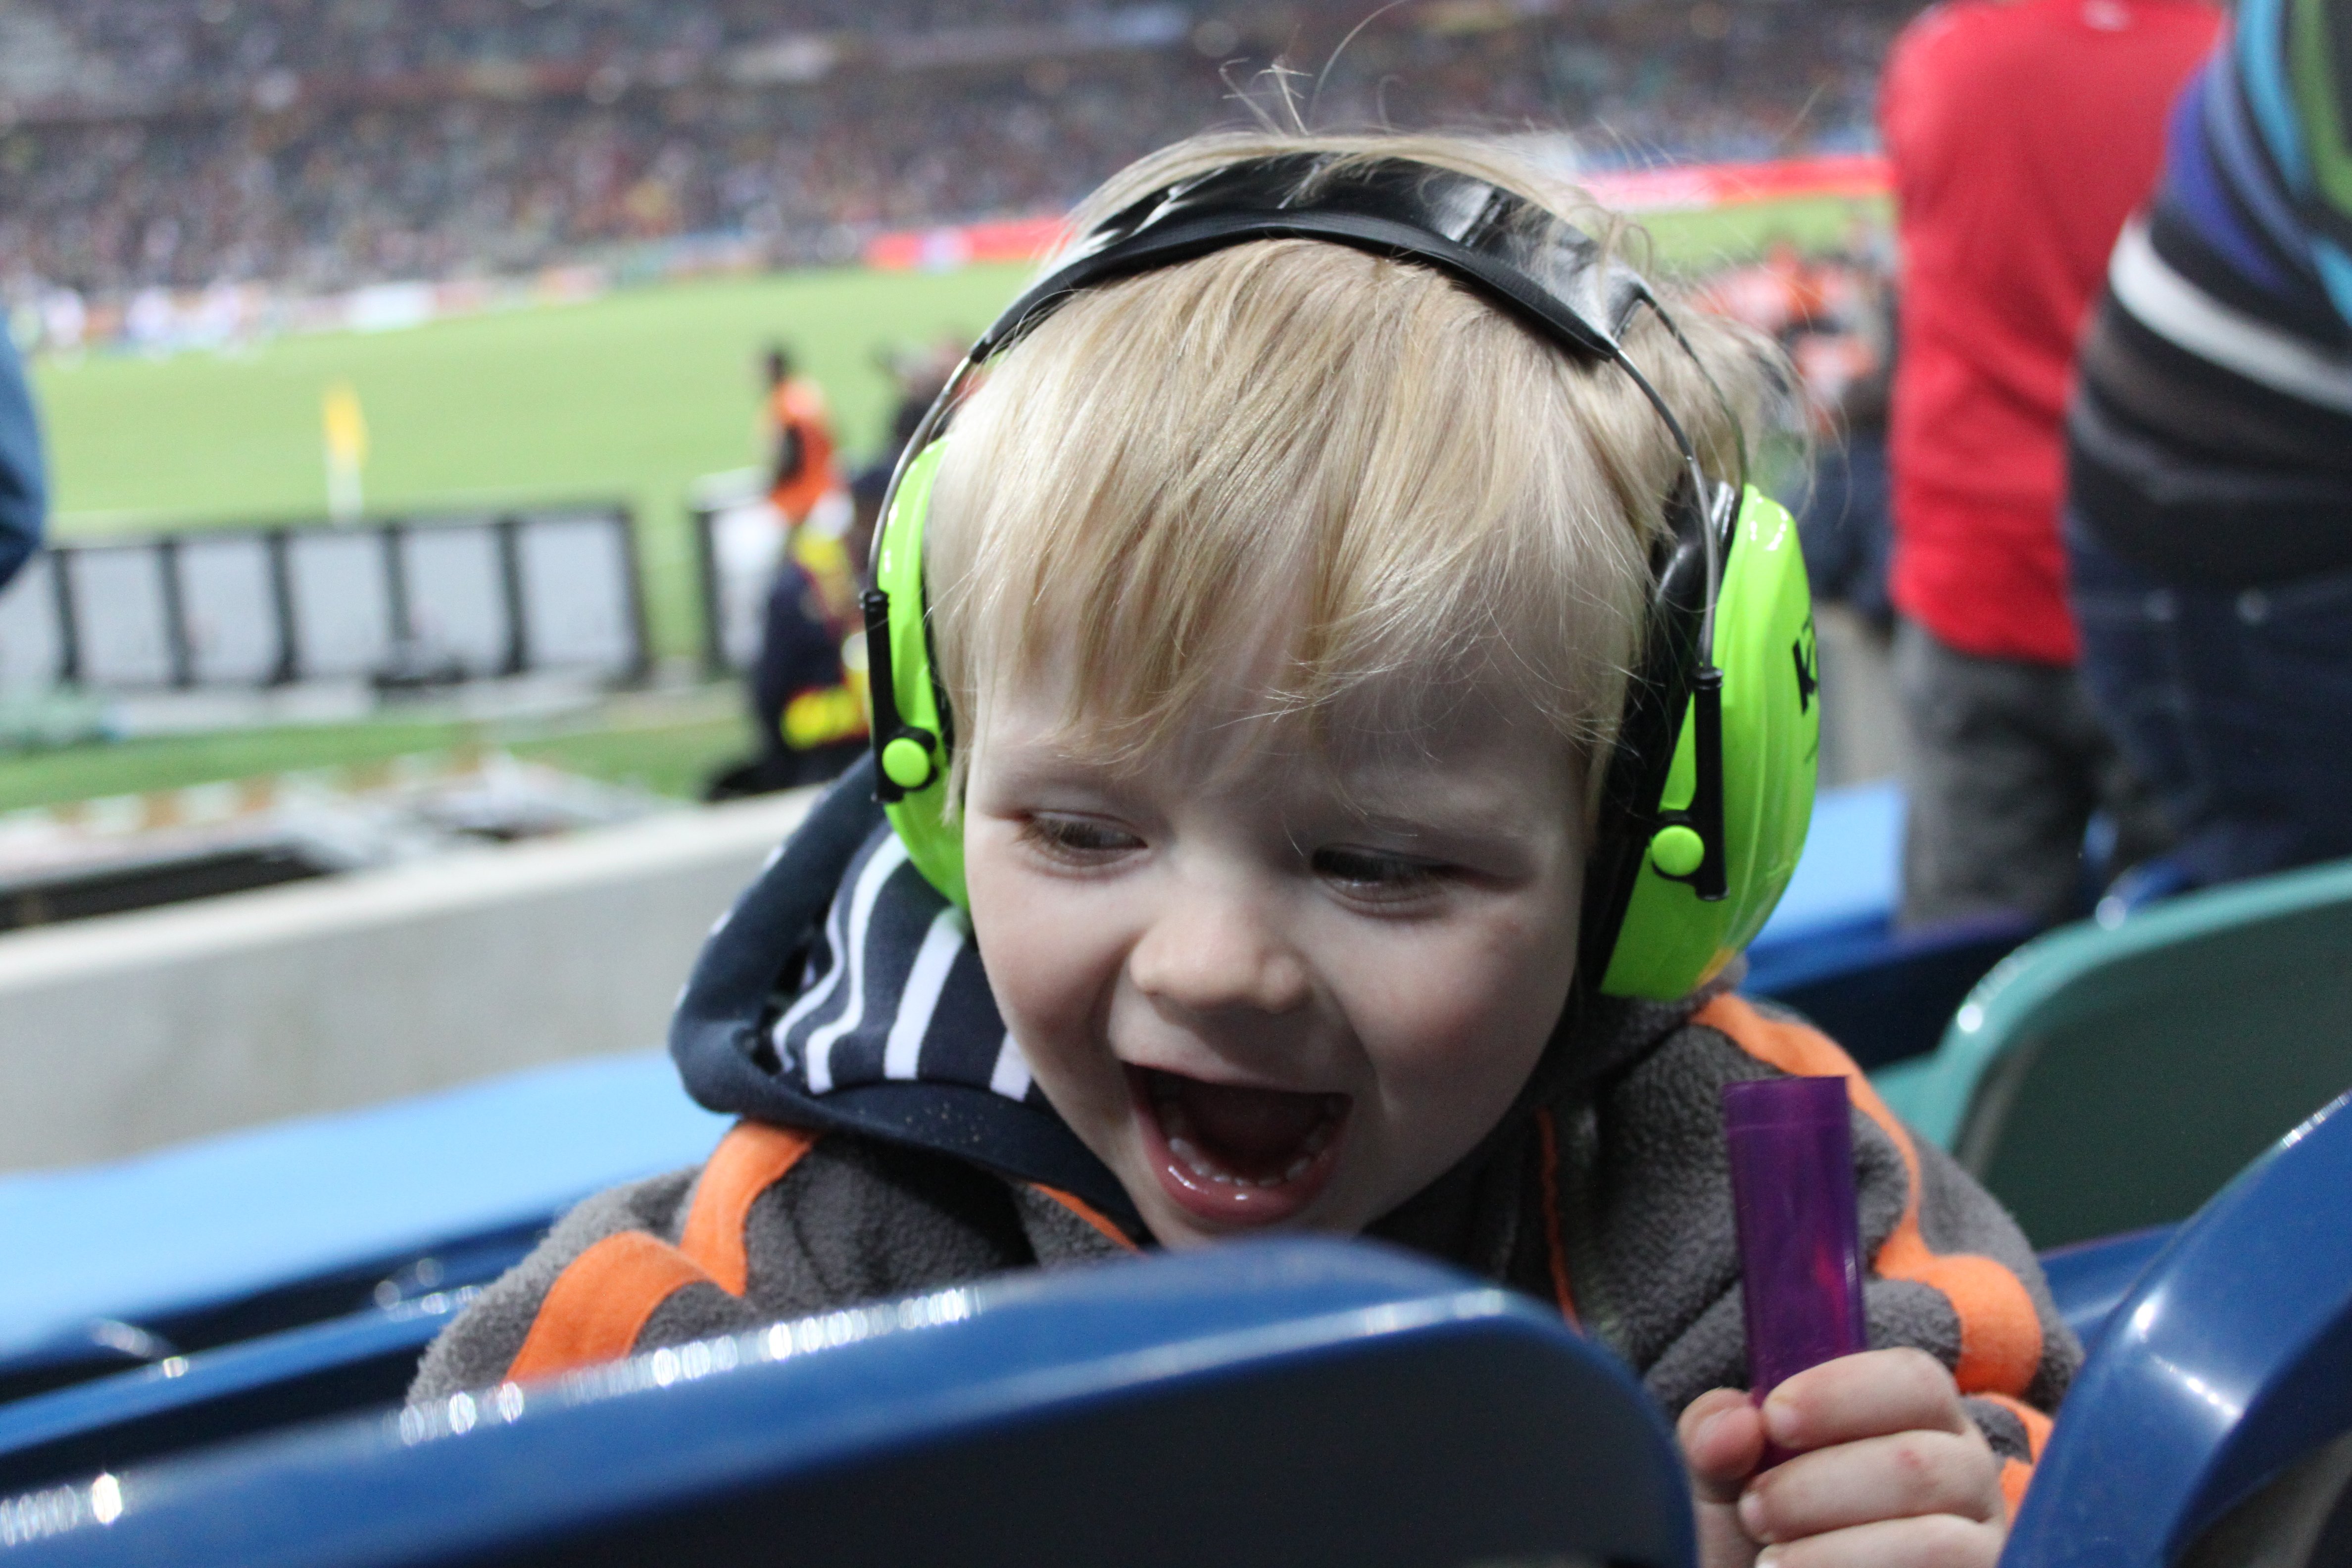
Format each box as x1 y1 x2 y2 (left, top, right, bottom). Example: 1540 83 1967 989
1126 1065 1351 1226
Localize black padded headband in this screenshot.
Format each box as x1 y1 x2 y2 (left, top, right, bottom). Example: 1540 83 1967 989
885 151 1735 658
975 153 1654 364
868 150 1748 921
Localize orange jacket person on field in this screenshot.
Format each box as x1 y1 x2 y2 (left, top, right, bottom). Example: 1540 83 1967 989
764 345 839 525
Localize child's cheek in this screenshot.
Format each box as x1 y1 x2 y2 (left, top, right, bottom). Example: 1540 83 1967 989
964 830 1131 1109
1343 909 1573 1160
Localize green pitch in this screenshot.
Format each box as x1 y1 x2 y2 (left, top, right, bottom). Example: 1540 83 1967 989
33 195 1880 666
35 263 1033 664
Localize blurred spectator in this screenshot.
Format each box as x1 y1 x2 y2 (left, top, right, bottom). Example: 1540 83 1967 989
764 344 839 526
0 335 45 589
710 346 863 799
2066 11 2352 889
1879 0 2217 928
0 0 1916 307
1708 236 1897 628
707 516 870 800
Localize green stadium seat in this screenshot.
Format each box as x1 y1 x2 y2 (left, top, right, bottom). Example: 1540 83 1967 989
1865 856 2352 1248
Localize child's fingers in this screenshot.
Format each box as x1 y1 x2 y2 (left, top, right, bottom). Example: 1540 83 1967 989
1761 1347 1969 1452
1737 1428 2003 1544
1748 1512 2002 1568
1679 1387 1767 1502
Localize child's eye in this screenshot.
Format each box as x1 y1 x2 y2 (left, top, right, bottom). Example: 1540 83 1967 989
1312 846 1444 899
1019 814 1143 861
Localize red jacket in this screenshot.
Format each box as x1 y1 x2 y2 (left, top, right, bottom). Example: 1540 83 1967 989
1881 0 2219 663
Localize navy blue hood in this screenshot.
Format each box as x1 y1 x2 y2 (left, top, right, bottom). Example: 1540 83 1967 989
668 759 1141 1228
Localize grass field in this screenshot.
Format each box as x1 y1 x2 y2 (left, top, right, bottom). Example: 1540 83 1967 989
32 194 1880 666
0 690 754 812
34 263 1034 665
11 193 1879 807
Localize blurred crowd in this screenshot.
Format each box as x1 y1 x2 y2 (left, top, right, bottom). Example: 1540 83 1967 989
0 0 1914 306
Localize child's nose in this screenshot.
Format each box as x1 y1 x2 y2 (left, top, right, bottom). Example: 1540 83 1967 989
1127 878 1312 1019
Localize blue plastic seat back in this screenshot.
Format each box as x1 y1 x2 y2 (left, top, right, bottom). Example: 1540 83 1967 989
2034 1226 2175 1360
1745 910 2032 1072
0 1289 479 1498
0 1240 1695 1568
2005 1092 2352 1568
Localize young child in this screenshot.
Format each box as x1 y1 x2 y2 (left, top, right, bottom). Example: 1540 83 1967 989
416 132 2076 1568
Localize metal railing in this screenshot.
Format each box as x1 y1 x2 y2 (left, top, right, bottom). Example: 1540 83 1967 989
0 503 649 693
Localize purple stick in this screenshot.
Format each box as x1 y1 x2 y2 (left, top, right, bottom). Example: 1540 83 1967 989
1723 1075 1868 1407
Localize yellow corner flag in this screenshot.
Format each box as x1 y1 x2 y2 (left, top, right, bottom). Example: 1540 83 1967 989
323 380 368 523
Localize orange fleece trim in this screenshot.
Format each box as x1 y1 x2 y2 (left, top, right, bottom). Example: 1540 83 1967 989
1027 1183 1141 1251
1534 1107 1582 1327
680 1122 818 1295
2000 1459 2034 1517
1975 1391 2055 1460
1978 1392 2054 1513
504 1232 717 1384
1695 995 2046 1398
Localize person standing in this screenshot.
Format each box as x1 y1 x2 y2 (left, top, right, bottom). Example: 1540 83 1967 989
2068 2 2352 889
1880 0 2219 927
706 345 866 799
764 343 840 528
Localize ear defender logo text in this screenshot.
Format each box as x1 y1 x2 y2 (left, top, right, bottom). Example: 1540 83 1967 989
1792 620 1819 715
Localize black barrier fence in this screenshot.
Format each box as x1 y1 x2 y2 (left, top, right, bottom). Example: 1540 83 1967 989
0 504 649 693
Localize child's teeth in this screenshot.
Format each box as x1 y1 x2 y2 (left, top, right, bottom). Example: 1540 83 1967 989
1168 1136 1218 1181
1151 1075 1347 1194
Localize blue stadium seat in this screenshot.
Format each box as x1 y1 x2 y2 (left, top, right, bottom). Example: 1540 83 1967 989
0 1052 725 1407
1747 909 2032 1072
0 1223 2172 1510
2006 1092 2352 1568
1741 782 2031 1071
2033 1226 2174 1358
0 1240 1695 1568
0 1289 479 1496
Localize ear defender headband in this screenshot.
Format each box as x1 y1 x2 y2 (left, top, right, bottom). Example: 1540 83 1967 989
861 153 1818 1001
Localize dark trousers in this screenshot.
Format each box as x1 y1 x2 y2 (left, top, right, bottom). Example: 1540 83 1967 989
1895 618 2169 929
1799 432 1893 629
2068 519 2352 888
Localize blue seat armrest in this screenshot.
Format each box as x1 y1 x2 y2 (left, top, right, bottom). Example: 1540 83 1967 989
2037 1226 2175 1358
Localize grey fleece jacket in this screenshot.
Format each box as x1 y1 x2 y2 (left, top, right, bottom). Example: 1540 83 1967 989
413 766 2078 1485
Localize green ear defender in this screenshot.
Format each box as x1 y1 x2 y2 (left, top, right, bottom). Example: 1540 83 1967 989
860 153 1820 1002
861 440 967 908
865 464 1816 1001
1594 488 1817 998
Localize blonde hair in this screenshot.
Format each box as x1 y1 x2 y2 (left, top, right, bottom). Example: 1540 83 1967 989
925 130 1776 813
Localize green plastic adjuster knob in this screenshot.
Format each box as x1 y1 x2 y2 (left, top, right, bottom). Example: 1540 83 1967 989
1649 824 1706 879
881 734 936 792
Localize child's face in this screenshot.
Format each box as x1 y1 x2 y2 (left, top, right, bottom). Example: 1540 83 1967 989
962 651 1588 1247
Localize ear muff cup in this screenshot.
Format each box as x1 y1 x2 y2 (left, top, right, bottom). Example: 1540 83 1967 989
871 450 1816 1002
1592 488 1818 999
870 440 968 907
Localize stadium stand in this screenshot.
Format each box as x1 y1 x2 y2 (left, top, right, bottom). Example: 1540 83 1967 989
0 0 1910 310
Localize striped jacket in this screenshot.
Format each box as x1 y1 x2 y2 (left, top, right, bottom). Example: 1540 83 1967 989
414 765 2078 1508
2072 0 2352 584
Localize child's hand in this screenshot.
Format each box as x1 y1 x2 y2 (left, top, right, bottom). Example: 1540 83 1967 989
1677 1348 2007 1568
